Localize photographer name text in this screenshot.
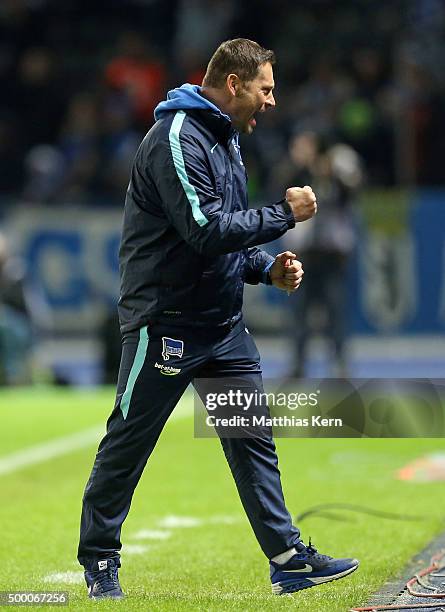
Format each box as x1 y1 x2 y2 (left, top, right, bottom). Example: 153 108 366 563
206 415 343 428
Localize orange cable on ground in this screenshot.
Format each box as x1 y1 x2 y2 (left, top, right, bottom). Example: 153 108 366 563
350 550 445 611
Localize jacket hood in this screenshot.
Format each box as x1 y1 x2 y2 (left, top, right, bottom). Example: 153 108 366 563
154 83 231 122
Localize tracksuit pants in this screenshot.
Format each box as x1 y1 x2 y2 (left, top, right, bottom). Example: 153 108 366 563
78 318 300 568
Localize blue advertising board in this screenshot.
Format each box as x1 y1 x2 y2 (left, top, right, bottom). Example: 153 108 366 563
3 190 445 335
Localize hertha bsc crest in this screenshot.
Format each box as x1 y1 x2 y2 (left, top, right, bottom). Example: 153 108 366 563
161 337 184 361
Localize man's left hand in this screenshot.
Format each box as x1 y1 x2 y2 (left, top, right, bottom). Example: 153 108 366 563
269 251 304 292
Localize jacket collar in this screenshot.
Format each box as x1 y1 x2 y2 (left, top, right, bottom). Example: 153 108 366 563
154 83 237 147
187 108 236 147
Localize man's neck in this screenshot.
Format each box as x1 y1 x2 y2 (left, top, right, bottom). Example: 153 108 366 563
200 86 231 117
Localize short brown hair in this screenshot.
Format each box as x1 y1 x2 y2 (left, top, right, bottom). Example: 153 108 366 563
202 38 275 88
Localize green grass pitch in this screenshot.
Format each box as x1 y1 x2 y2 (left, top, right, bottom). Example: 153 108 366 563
0 387 444 611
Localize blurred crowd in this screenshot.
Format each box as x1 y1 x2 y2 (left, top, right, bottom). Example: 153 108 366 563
1 0 444 209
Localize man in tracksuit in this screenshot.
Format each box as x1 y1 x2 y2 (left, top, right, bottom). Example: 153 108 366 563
78 38 358 599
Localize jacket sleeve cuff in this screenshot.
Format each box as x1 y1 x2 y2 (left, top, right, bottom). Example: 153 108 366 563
262 258 275 285
278 199 296 228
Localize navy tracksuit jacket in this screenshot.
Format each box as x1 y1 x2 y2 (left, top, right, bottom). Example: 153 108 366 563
78 84 301 567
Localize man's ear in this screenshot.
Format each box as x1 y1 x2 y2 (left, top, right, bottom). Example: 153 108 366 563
226 73 242 97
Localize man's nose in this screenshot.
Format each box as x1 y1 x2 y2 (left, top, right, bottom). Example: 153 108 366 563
266 92 276 109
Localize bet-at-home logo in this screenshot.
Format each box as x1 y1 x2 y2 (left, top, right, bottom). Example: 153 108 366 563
155 362 181 376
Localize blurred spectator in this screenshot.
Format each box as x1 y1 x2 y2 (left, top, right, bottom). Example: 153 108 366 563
22 144 65 203
273 132 363 377
11 47 67 152
21 92 99 204
99 99 141 201
55 92 100 202
391 53 445 185
0 112 24 196
337 47 395 184
21 87 142 204
0 232 33 384
104 31 166 130
173 0 234 82
288 56 354 137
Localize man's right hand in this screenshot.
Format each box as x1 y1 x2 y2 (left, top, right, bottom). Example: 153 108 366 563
285 186 317 221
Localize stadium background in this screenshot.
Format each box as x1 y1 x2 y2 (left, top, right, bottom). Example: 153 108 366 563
1 0 444 385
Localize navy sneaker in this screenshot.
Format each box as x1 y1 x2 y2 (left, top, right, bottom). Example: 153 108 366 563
84 557 124 599
270 539 359 595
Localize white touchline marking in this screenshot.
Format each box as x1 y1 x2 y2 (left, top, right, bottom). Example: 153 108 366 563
0 397 192 477
0 426 104 477
155 515 241 529
43 571 84 585
131 529 172 540
157 515 202 528
122 544 149 555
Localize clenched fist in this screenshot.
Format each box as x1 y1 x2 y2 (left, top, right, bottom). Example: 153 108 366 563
269 251 304 292
285 185 317 222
